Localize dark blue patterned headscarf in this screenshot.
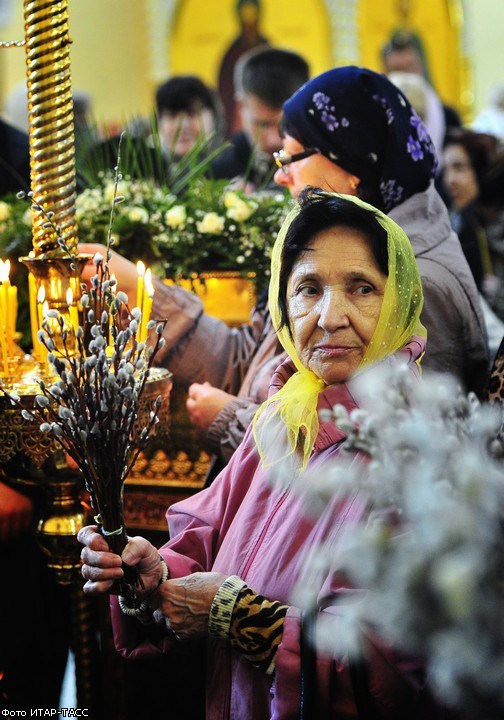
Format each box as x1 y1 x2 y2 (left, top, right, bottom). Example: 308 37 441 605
282 66 438 211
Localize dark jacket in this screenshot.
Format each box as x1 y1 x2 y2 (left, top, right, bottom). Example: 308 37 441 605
211 130 276 189
0 119 30 196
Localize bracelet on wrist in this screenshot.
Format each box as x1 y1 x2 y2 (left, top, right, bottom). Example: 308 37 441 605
118 556 169 623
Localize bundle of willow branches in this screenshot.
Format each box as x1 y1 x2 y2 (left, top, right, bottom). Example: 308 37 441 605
1 154 167 603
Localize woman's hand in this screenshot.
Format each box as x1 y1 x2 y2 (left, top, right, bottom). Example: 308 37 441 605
186 382 237 433
77 525 162 597
158 571 227 641
78 243 140 301
0 483 33 541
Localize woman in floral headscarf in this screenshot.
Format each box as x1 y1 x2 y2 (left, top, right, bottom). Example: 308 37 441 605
272 66 488 396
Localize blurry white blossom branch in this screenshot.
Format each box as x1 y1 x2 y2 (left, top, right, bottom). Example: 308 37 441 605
289 363 504 718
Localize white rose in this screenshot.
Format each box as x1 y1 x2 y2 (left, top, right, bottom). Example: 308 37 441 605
196 212 225 234
165 205 187 229
128 206 149 223
226 199 253 222
224 191 240 209
0 201 10 222
23 207 34 226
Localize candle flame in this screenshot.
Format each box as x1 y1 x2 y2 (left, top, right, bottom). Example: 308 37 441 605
37 286 46 303
136 260 146 277
145 268 154 297
0 259 10 282
66 287 74 305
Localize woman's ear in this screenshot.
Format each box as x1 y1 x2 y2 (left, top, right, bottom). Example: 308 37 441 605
349 175 360 192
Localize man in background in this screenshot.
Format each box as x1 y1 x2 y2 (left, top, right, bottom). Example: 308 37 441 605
211 45 310 190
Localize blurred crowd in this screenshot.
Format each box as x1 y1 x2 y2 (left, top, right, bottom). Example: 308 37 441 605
1 6 504 715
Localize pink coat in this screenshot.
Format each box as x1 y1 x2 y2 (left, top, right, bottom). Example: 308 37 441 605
111 339 436 719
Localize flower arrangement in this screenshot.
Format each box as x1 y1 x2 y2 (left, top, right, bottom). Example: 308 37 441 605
0 175 292 346
0 180 169 605
75 173 293 291
287 363 504 719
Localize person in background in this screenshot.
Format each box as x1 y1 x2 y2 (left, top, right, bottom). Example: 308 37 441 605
472 82 504 144
217 0 269 138
387 70 447 157
0 117 30 197
441 128 498 296
381 29 462 141
155 75 223 160
479 153 504 320
2 81 93 174
78 191 446 720
80 75 223 186
211 45 310 190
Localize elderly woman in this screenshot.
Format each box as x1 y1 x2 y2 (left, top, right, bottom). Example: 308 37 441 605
80 67 488 474
79 192 440 719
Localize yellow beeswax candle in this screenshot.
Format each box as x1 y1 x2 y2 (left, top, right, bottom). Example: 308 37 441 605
66 287 79 335
28 273 42 359
136 261 145 314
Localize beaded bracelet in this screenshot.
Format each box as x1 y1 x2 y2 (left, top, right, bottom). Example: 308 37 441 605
118 556 169 623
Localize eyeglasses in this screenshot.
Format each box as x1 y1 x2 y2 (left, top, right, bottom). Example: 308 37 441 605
273 148 318 173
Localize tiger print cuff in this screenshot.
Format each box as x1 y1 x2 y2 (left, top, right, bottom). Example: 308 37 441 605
228 586 288 675
208 575 246 639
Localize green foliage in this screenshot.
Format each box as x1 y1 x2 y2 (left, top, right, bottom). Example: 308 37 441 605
76 173 293 293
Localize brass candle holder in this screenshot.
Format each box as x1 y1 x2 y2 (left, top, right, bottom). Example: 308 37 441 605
0 1 118 713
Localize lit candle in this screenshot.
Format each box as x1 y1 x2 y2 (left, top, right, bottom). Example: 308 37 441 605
0 260 11 350
0 321 7 374
37 287 48 370
138 269 154 343
107 274 117 354
136 260 145 315
28 272 42 359
0 261 6 320
8 284 17 341
0 261 8 373
37 286 45 330
66 287 80 335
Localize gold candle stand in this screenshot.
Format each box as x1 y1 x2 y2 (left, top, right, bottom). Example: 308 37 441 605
0 1 98 713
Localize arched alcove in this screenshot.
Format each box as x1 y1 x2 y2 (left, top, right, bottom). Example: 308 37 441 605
147 0 470 115
147 0 334 86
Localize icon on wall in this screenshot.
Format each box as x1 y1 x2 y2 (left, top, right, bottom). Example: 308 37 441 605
217 0 269 138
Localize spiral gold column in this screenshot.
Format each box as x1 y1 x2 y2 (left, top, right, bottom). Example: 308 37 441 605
24 0 77 256
16 2 97 713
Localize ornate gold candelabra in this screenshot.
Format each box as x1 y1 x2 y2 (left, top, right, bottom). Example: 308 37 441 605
0 1 99 711
0 2 170 714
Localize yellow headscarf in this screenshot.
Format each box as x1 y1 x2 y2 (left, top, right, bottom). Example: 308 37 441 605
252 192 426 470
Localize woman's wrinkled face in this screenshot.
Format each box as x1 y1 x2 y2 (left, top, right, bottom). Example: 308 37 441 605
442 143 479 210
287 227 386 384
274 134 360 199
